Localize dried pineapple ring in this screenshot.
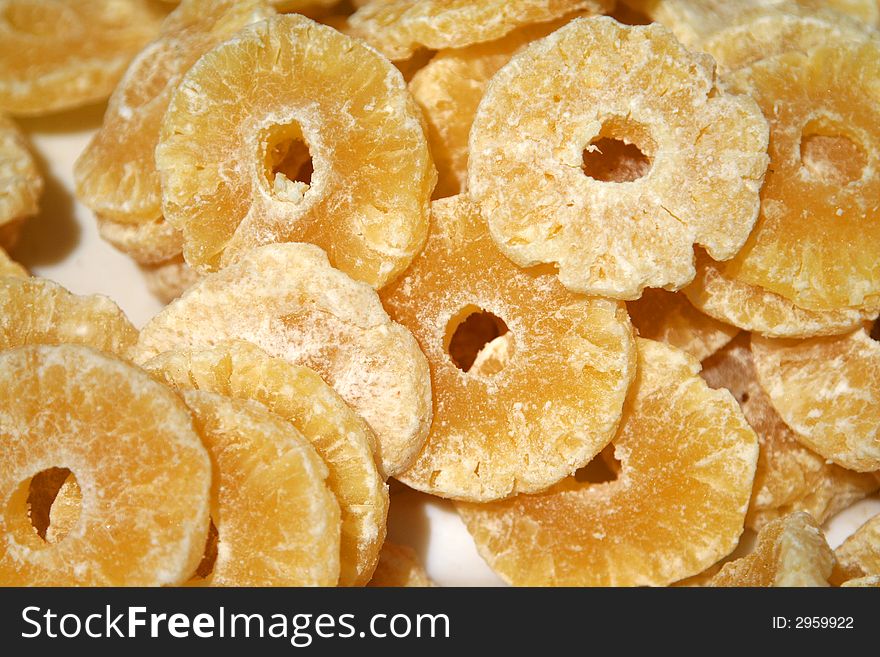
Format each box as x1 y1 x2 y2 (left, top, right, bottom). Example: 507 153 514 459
716 41 880 311
368 542 434 587
0 246 26 278
0 114 42 248
44 473 79 545
348 0 611 61
468 17 769 299
0 276 138 358
457 339 759 586
707 512 833 587
410 17 573 198
97 215 183 265
157 14 435 289
832 514 880 583
626 288 738 362
702 334 878 531
0 345 211 585
182 390 340 586
381 196 635 501
841 575 880 587
135 243 431 478
141 256 200 304
74 0 274 226
752 329 880 472
0 0 167 116
684 253 875 339
143 341 388 587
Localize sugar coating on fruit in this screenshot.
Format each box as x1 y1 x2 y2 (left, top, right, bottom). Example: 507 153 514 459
707 512 833 586
457 339 759 586
97 215 183 265
348 0 611 60
0 276 138 358
468 17 769 299
752 329 880 472
0 345 211 586
182 390 340 586
0 114 41 241
702 334 878 530
135 243 431 478
717 41 880 311
143 341 388 586
0 0 167 116
832 513 880 584
626 288 738 361
157 14 435 289
74 0 274 226
0 247 26 278
368 542 434 587
684 253 874 339
381 196 635 501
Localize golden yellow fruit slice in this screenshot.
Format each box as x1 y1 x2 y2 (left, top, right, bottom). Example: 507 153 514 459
157 13 435 289
0 0 167 116
627 288 738 361
457 339 758 586
706 512 833 586
143 341 388 587
831 514 880 584
702 334 878 530
0 114 42 248
368 542 434 587
141 256 200 304
348 0 611 60
182 390 340 586
468 17 769 299
0 344 211 586
840 575 880 587
0 276 138 358
135 243 431 478
684 252 874 339
0 246 26 277
382 197 635 501
752 329 880 472
74 0 274 225
717 40 880 311
97 215 183 265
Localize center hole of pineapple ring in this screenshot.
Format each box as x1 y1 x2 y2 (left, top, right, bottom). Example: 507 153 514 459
27 467 81 544
445 306 514 375
194 518 220 580
582 118 654 183
800 126 866 185
264 121 314 202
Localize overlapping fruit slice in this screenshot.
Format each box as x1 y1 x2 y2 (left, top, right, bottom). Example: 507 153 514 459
832 513 880 585
0 246 26 278
368 542 434 587
0 113 42 249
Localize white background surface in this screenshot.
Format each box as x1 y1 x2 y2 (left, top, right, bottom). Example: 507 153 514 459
11 106 878 587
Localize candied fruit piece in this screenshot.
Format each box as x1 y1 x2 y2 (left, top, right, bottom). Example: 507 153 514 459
0 246 26 277
626 288 738 361
0 276 138 358
707 512 833 586
752 329 880 472
135 243 431 478
468 17 769 299
182 390 340 586
141 255 200 304
144 341 388 586
457 339 759 586
74 0 274 226
44 472 79 545
0 345 211 585
97 215 183 265
716 40 880 311
368 542 434 587
0 114 42 249
0 0 167 116
840 575 880 587
349 0 611 60
702 334 878 530
382 197 635 501
156 13 435 289
831 514 880 584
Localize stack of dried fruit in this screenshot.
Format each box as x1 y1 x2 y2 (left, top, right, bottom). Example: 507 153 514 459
0 0 878 586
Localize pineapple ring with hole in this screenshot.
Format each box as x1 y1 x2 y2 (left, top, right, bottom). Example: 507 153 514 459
348 0 611 61
706 512 834 587
74 0 274 226
0 276 138 358
684 253 875 339
832 513 880 584
0 0 167 116
0 345 211 585
157 13 435 289
752 329 880 472
135 243 431 479
0 246 26 278
701 334 878 531
182 390 340 586
381 196 635 502
467 17 769 299
368 542 434 587
456 339 759 586
0 114 41 250
142 341 388 587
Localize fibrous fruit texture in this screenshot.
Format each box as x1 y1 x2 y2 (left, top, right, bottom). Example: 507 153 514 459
0 114 42 249
832 514 880 585
368 542 434 587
